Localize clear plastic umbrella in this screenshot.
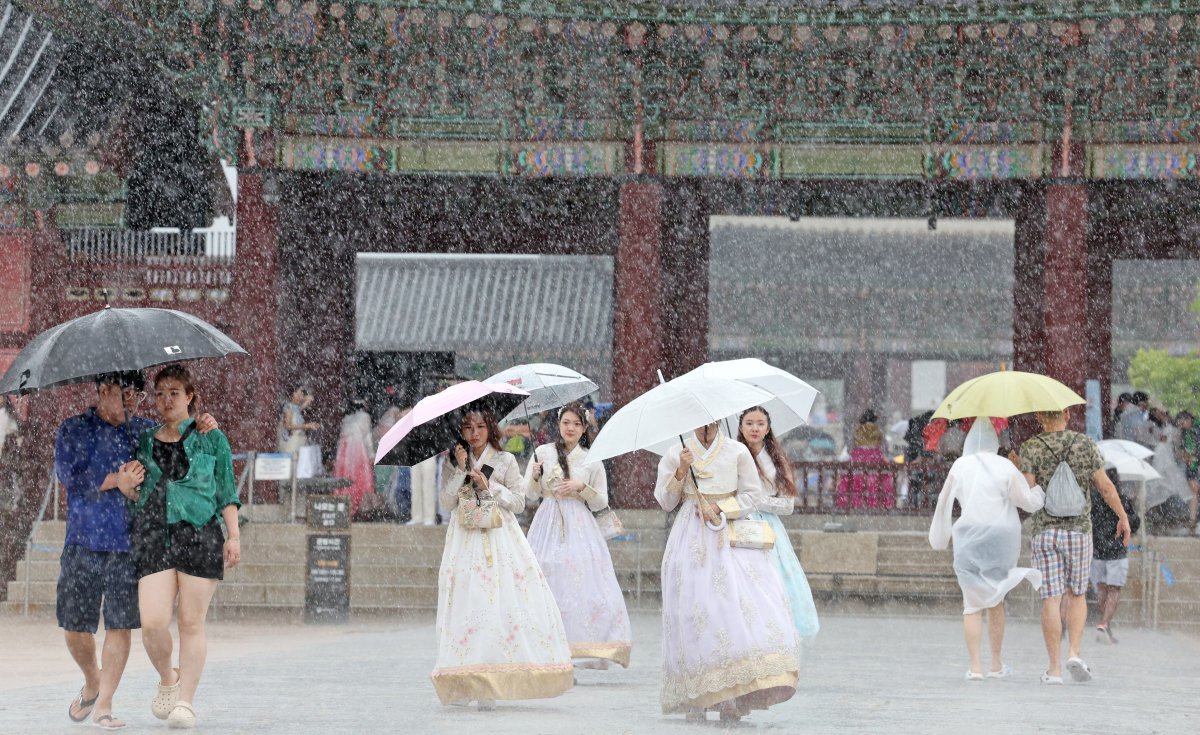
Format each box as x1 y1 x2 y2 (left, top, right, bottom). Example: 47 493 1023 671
484 362 598 421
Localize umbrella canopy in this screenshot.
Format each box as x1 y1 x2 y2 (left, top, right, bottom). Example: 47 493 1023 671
484 362 598 421
677 358 820 437
1096 439 1155 461
932 370 1085 420
0 306 247 395
584 377 775 464
374 381 529 466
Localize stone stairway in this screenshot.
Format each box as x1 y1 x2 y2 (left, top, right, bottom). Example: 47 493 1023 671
7 514 1199 630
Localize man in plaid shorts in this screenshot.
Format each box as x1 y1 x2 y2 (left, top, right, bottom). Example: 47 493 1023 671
1021 409 1130 685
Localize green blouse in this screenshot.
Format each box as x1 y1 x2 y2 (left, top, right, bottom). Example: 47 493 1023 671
130 419 240 527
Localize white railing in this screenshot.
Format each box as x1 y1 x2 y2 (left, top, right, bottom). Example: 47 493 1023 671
63 228 236 261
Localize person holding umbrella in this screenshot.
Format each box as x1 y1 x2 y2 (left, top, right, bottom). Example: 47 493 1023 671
524 402 632 671
655 422 800 723
54 371 218 730
121 365 240 729
737 406 820 640
431 407 573 709
928 418 1046 681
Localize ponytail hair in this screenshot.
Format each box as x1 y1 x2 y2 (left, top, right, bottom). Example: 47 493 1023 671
737 406 796 497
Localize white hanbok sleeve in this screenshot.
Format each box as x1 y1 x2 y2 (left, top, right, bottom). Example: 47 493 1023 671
733 445 768 511
655 448 686 512
440 457 467 513
928 468 959 550
522 445 547 501
755 492 795 516
579 460 609 512
1007 466 1046 513
488 452 526 514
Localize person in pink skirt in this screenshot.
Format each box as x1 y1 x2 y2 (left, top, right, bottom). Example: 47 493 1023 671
525 402 632 670
654 422 800 723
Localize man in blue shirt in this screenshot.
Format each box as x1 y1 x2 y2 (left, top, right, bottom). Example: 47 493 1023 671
56 371 216 728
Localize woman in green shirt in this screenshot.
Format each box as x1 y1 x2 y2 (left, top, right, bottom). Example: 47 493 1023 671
124 364 240 729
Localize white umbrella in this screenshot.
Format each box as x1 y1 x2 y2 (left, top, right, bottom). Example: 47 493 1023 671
484 363 598 421
1096 439 1155 460
676 358 820 437
584 377 775 464
1099 451 1161 483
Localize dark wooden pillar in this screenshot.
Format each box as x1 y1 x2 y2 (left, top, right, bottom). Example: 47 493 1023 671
612 181 664 508
231 173 281 455
661 181 709 379
1042 184 1089 399
1012 183 1047 375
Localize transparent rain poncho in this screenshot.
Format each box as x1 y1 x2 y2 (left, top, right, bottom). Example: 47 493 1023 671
929 420 1047 614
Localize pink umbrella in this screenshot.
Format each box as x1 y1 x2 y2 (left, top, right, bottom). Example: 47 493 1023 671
374 380 530 466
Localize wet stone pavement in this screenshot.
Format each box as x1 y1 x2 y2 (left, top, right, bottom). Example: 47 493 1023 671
1 611 1196 734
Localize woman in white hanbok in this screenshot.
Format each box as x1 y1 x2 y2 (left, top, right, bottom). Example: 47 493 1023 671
431 409 573 709
656 423 800 723
929 419 1046 680
525 403 632 669
737 407 819 639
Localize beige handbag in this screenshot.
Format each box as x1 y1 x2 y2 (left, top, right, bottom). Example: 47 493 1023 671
727 519 775 550
459 494 503 529
593 507 625 540
716 496 750 520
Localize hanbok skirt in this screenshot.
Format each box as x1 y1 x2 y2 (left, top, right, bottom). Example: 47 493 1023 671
431 508 574 704
753 511 820 639
660 498 800 715
951 522 1042 615
527 496 632 667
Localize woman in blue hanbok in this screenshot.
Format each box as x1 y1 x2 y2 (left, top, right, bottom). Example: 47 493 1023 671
737 407 819 639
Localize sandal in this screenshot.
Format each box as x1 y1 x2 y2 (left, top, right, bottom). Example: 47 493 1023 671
152 669 181 720
167 701 196 729
69 686 99 723
92 714 127 730
1065 656 1093 682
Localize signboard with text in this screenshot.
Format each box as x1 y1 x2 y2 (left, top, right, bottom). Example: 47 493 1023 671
305 534 350 623
307 495 351 531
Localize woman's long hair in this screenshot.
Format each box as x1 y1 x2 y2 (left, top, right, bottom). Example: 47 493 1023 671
737 406 797 497
554 402 593 480
455 409 503 469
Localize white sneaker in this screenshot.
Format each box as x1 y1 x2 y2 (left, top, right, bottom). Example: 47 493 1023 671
986 664 1012 680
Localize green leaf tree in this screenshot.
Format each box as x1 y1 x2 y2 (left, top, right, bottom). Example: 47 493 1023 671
1128 286 1200 415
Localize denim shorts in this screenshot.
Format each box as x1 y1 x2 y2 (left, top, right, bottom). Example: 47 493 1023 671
56 545 140 633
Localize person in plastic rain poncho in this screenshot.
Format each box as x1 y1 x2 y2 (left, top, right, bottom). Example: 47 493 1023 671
929 419 1046 681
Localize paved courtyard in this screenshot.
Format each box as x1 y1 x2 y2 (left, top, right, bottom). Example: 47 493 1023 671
1 610 1196 734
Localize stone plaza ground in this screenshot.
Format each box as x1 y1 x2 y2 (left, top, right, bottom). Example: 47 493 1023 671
1 610 1196 734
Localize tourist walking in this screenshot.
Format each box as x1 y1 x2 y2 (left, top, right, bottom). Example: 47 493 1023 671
737 406 819 639
1020 409 1131 685
124 365 240 729
1091 467 1141 644
431 409 573 709
524 402 632 670
929 419 1045 680
655 422 800 723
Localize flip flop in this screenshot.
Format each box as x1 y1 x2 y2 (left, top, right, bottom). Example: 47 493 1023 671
69 686 99 723
92 714 127 730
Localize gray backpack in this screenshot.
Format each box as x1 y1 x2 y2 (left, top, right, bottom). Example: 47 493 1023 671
1039 435 1087 518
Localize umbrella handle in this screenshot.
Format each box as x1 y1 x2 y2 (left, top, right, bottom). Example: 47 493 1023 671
706 511 727 532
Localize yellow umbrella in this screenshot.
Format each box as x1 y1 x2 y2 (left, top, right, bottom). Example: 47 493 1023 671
932 370 1085 420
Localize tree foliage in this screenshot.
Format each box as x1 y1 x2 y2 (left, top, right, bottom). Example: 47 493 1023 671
1129 348 1200 416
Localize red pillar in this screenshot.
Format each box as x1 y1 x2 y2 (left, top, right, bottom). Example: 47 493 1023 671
231 173 281 457
660 181 709 378
1086 246 1113 435
611 181 663 508
1042 184 1089 399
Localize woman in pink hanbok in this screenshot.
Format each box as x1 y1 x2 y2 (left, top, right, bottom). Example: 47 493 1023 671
655 422 800 723
431 409 573 710
525 403 632 670
333 401 375 517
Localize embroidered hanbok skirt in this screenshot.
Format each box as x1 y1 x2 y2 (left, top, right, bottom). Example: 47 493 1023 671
527 496 632 667
752 511 820 639
431 508 574 704
660 498 800 714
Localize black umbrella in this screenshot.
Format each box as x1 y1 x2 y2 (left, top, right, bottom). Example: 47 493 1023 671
0 306 247 395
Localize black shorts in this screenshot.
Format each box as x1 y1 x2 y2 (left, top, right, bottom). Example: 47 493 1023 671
134 518 226 581
56 545 140 633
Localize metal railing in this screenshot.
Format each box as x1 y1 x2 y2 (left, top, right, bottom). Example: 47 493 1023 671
790 460 951 514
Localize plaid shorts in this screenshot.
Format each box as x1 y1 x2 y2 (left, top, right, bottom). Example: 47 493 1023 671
1031 529 1093 599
